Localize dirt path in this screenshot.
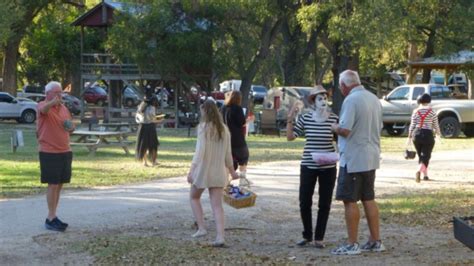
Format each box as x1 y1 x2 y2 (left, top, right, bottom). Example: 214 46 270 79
1 150 473 265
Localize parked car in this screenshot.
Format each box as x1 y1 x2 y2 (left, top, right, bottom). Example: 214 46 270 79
62 93 81 115
381 84 474 137
0 92 38 123
83 86 108 106
123 85 143 107
250 85 268 104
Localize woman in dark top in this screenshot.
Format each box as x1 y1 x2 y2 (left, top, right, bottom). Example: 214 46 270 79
286 86 338 248
221 91 251 186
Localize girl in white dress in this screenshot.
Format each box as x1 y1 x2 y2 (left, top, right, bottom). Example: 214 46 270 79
187 99 239 247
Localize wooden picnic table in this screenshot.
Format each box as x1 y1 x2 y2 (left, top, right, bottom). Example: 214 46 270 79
98 122 138 132
70 130 134 156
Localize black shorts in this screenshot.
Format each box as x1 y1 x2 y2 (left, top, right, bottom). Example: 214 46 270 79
232 145 249 170
335 166 375 202
39 152 73 184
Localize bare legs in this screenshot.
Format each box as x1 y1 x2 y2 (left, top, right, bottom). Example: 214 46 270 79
189 186 225 243
141 150 158 167
190 186 205 231
419 163 428 177
239 164 247 173
343 201 360 243
343 200 381 244
209 187 225 243
239 164 252 186
362 200 381 242
150 149 158 166
47 184 63 220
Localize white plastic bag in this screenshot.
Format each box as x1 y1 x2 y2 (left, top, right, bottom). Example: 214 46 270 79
311 152 339 165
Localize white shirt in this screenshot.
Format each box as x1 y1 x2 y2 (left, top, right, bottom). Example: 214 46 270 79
338 86 382 173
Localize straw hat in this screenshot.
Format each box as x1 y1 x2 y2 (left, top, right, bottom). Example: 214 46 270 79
308 85 327 104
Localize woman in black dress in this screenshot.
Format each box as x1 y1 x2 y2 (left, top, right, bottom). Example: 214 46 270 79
135 96 160 166
221 91 251 186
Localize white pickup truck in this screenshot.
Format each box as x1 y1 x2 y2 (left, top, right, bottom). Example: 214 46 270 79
381 84 474 138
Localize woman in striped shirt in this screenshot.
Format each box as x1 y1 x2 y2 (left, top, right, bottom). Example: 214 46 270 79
286 86 338 248
407 93 441 182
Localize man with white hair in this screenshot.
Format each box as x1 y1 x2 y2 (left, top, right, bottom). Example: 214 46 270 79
330 70 385 255
37 81 75 232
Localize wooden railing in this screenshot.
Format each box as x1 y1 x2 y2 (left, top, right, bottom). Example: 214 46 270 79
81 53 155 76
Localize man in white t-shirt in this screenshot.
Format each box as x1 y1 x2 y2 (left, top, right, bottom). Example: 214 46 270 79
330 70 386 255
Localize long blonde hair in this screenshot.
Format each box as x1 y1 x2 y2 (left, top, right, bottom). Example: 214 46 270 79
200 99 225 140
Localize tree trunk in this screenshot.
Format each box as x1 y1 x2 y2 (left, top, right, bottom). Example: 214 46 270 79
280 19 318 86
320 35 351 115
315 55 331 85
331 51 350 115
421 26 438 83
466 70 473 100
239 18 283 108
1 1 51 94
2 37 21 95
406 42 419 84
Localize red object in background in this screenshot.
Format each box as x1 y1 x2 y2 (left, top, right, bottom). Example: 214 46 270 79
211 91 225 100
83 86 108 104
274 96 280 109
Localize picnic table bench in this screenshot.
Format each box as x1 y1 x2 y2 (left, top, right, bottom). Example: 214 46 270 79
70 130 134 156
98 122 139 132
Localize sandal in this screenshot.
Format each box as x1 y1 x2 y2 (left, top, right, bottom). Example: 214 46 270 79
313 241 326 249
296 239 311 247
192 229 207 238
210 240 225 247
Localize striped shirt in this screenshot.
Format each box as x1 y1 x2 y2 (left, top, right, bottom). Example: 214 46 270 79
408 106 440 136
293 112 338 169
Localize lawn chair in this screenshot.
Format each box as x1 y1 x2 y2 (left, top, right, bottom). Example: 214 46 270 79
258 109 280 137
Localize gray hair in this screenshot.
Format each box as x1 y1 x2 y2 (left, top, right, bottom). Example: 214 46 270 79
339 70 361 87
45 81 62 93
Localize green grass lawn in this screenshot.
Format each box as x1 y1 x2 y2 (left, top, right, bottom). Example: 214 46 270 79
0 124 472 198
378 188 473 228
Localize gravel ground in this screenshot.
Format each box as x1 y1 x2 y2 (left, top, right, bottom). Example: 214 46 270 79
0 149 473 265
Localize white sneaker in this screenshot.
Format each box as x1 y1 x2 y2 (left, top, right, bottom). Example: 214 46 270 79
331 242 361 255
360 240 386 252
192 229 207 238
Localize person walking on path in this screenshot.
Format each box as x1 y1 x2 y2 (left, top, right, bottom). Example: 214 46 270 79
37 81 75 232
330 70 386 255
286 85 339 248
407 93 441 182
135 96 160 167
188 99 239 247
221 91 251 187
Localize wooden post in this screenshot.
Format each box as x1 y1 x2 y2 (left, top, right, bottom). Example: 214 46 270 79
11 130 24 153
11 131 17 153
175 79 180 129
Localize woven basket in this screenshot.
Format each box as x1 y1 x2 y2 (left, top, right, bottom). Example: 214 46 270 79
223 187 257 209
